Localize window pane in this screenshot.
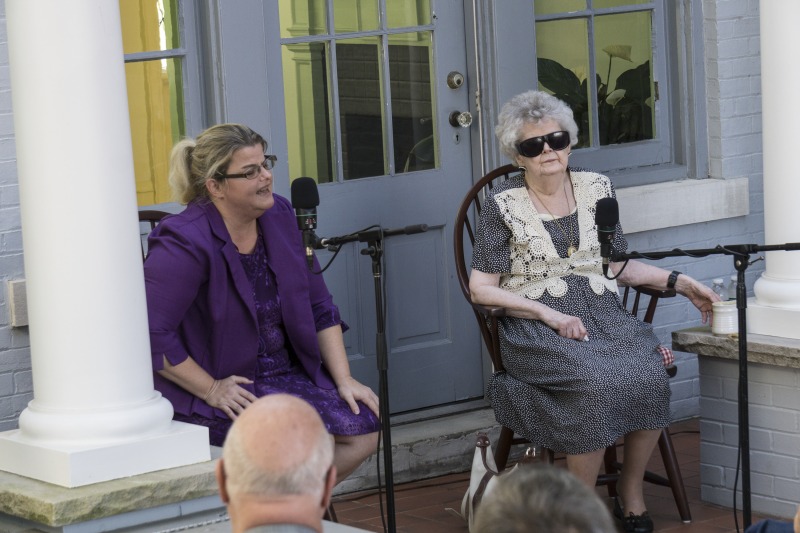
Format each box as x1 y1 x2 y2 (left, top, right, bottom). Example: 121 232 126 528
282 42 335 183
334 0 379 33
535 18 593 148
594 0 650 8
534 0 586 16
389 32 437 173
279 0 328 38
120 0 180 54
337 37 386 180
126 58 185 205
387 0 431 28
595 11 654 145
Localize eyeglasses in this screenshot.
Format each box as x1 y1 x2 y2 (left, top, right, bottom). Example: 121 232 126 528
220 155 277 180
515 131 570 158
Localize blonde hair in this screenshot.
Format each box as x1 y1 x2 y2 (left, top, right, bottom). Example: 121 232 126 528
168 124 267 204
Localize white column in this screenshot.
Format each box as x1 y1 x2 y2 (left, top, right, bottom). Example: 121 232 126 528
748 0 800 339
0 0 209 487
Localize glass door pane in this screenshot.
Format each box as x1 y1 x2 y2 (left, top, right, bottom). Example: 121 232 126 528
281 42 335 183
279 0 439 183
336 37 387 180
389 31 437 173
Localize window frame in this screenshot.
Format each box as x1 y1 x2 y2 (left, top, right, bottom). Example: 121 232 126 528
470 0 708 188
122 0 205 208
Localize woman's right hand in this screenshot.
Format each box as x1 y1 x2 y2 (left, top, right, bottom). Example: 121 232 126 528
541 309 588 341
204 375 257 419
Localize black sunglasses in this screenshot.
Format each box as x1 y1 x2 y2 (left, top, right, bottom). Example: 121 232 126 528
515 131 571 158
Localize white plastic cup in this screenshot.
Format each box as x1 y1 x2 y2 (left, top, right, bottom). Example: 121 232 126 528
711 301 738 336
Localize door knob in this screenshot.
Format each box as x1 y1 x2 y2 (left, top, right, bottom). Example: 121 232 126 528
449 111 473 128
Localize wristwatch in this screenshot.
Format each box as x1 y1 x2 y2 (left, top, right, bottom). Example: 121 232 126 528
667 270 681 289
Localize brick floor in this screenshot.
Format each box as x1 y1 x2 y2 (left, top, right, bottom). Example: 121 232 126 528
332 419 778 532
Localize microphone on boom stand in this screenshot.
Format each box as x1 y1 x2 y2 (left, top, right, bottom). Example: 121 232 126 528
290 177 321 270
595 197 619 276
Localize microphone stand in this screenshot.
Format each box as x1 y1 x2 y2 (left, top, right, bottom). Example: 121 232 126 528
612 241 800 528
318 224 428 533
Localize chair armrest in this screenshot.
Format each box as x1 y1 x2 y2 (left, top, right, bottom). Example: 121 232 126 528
471 302 507 318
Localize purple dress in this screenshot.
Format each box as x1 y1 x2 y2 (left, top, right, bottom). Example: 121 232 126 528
174 236 380 446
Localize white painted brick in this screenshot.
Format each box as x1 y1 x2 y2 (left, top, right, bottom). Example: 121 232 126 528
701 441 740 467
751 366 799 388
701 398 740 424
700 419 724 443
721 424 770 451
751 495 798 521
772 432 800 456
772 385 800 410
700 463 725 486
699 374 723 398
749 405 797 432
743 470 776 497
14 369 31 393
747 381 773 407
670 398 699 420
717 37 751 60
750 451 799 478
714 0 749 19
773 478 800 503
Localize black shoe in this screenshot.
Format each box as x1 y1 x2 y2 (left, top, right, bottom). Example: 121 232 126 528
613 498 654 533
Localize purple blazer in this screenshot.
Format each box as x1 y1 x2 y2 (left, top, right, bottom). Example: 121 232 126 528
144 195 337 419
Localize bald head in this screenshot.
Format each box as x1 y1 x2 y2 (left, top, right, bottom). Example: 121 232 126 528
221 394 334 500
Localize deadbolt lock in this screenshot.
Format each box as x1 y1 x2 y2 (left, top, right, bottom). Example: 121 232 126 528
447 71 465 89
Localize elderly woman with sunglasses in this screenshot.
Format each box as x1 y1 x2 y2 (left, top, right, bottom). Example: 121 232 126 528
469 91 716 533
144 123 379 484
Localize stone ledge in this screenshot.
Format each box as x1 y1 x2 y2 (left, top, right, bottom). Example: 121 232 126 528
0 448 221 527
672 327 800 369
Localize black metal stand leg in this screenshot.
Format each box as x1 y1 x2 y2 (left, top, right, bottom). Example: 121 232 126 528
734 258 751 528
364 239 396 533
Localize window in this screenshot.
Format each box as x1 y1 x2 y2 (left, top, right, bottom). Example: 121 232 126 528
534 0 672 175
278 0 436 183
121 0 189 205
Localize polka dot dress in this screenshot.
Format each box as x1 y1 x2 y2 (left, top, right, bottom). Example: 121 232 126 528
471 172 671 455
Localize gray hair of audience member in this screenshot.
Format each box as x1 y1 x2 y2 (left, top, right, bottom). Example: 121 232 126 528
495 90 579 161
472 465 616 533
221 394 334 501
168 123 267 205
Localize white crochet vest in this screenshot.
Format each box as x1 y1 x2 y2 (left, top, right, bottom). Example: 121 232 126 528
494 170 619 300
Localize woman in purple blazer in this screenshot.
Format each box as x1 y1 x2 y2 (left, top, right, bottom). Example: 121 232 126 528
144 124 380 482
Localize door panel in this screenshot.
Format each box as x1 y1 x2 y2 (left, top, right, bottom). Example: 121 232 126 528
266 0 481 413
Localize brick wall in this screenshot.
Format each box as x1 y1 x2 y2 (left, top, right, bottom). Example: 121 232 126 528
652 0 766 420
699 356 800 520
0 2 32 433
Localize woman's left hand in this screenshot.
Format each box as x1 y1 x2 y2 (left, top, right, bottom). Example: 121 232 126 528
337 376 380 418
677 276 720 324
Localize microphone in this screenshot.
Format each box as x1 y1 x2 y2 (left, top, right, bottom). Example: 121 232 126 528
290 177 320 270
594 197 619 276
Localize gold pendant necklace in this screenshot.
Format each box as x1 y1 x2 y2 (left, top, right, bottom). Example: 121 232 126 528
528 179 577 257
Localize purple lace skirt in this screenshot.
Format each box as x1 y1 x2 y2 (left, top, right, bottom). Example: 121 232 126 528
173 347 380 446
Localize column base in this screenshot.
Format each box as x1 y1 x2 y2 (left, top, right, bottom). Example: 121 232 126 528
748 300 800 340
0 421 209 488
